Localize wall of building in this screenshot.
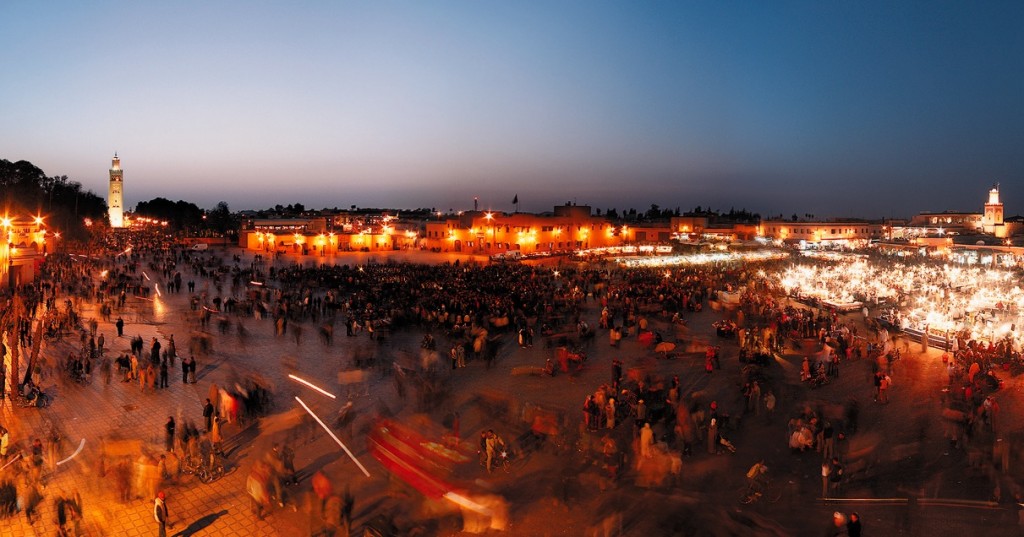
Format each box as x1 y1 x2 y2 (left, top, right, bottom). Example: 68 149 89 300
242 229 415 254
759 221 883 243
2 217 56 288
421 210 629 254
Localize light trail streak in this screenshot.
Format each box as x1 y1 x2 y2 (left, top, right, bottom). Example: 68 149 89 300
295 396 370 477
1 452 23 471
443 491 493 515
288 374 336 399
57 438 86 466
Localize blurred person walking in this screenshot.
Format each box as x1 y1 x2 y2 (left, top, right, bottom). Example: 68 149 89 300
159 359 169 389
164 417 175 452
203 399 215 432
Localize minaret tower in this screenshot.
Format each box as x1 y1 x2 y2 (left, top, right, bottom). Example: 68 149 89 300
982 184 1007 238
108 153 124 228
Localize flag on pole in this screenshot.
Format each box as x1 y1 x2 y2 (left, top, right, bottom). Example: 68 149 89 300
512 194 518 205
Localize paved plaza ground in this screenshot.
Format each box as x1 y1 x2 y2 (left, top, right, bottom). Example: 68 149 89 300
2 246 1024 536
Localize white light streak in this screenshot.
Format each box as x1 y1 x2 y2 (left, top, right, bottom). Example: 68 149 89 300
57 438 86 466
444 491 493 515
295 396 370 477
0 453 22 471
288 374 336 399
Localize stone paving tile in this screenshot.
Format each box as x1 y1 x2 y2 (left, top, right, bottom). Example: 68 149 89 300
0 278 321 535
3 250 666 536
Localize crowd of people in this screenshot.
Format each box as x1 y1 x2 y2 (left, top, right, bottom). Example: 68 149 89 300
6 227 1024 534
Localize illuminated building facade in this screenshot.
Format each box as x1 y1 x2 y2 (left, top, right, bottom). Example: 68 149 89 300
108 153 124 228
908 211 982 231
2 215 56 289
983 185 1005 237
669 216 758 243
759 220 882 247
241 214 417 254
240 204 679 256
422 204 637 255
902 185 1011 239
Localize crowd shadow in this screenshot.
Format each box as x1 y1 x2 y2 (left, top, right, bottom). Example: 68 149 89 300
171 509 228 536
293 449 344 484
224 421 263 459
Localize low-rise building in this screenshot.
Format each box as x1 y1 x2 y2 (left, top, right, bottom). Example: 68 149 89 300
758 219 883 247
421 204 633 255
240 213 419 254
2 215 57 289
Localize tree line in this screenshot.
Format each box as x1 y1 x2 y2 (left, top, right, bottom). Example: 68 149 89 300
0 159 107 241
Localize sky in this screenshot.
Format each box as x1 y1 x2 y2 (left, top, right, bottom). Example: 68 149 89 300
2 1 1022 218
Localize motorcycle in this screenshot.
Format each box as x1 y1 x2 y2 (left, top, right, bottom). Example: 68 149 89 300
19 383 50 408
808 373 831 389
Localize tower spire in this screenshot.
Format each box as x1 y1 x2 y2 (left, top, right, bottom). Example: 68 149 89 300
108 153 124 228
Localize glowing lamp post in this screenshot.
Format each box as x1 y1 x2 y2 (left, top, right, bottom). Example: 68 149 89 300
3 217 11 288
6 243 13 288
485 212 495 252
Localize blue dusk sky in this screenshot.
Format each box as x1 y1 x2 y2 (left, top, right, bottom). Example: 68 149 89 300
2 1 1022 218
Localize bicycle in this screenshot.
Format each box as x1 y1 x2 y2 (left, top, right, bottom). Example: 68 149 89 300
478 442 524 474
497 446 528 473
179 452 202 476
197 452 226 483
740 477 783 504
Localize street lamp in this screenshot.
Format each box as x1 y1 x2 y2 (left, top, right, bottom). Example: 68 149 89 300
2 217 11 288
7 242 14 289
485 212 495 252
